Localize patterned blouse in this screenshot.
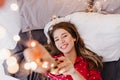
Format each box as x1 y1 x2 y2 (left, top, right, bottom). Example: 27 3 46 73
46 55 102 80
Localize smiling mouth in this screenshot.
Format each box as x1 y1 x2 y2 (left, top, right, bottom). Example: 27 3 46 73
60 44 68 49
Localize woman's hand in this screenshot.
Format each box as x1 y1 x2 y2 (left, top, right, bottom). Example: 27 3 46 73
51 56 86 80
23 40 56 73
50 56 75 75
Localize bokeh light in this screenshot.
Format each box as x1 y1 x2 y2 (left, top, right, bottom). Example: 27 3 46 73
6 56 17 67
0 49 11 60
0 0 5 7
30 41 36 47
24 62 31 70
30 61 37 70
50 63 55 68
42 61 49 69
24 61 37 71
13 35 20 42
7 63 19 74
10 3 19 11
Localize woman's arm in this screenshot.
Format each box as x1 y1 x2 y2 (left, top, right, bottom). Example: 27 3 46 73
53 56 86 80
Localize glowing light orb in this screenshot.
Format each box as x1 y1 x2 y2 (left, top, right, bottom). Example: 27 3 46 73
24 62 31 70
10 3 19 11
6 56 17 67
24 61 37 71
30 41 36 47
13 35 20 42
0 0 5 7
50 63 55 68
0 49 11 60
30 61 37 70
7 63 19 74
42 61 49 69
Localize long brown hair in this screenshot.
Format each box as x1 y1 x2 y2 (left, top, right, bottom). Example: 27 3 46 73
47 22 103 70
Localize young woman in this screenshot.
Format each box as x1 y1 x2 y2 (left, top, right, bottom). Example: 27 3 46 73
44 22 103 80
24 22 103 80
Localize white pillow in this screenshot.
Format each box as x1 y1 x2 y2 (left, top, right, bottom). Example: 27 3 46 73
44 12 120 62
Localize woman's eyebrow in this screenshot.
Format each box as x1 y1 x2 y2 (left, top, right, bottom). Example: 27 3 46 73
54 33 67 39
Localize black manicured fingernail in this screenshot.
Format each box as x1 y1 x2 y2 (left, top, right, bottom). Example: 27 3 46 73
40 58 43 62
53 66 58 69
47 69 51 72
59 60 63 63
55 58 58 61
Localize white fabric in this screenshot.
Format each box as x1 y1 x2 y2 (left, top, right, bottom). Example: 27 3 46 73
17 0 120 32
99 0 120 14
0 0 21 49
44 12 120 62
17 0 89 32
0 76 19 80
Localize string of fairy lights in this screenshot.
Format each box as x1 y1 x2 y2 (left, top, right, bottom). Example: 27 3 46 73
0 0 111 75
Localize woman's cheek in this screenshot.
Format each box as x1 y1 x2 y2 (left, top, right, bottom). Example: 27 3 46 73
55 42 60 49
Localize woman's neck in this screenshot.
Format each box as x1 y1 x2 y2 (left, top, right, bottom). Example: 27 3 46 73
64 47 77 64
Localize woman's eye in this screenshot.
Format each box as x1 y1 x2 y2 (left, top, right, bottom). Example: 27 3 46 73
63 35 67 38
54 39 59 42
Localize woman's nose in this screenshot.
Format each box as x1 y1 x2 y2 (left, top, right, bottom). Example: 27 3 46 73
60 38 65 43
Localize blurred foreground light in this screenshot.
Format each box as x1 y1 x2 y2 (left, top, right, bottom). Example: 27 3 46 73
0 49 11 60
30 41 36 47
50 63 55 68
0 25 6 39
24 62 31 70
0 0 5 7
24 61 37 71
10 3 19 11
42 61 49 69
30 61 37 70
13 35 20 42
7 63 19 74
6 56 17 67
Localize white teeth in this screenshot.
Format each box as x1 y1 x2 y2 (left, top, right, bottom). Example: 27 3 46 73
61 44 67 49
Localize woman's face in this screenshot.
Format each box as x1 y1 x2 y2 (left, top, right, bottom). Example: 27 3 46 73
53 28 76 54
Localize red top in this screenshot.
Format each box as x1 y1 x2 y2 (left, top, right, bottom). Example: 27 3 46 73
47 55 102 80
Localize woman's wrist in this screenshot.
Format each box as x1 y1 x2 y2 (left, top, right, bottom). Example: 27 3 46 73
71 69 86 80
